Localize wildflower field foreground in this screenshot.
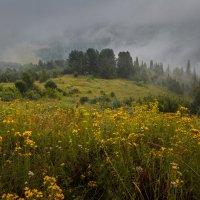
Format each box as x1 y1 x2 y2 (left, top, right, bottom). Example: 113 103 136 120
0 101 200 199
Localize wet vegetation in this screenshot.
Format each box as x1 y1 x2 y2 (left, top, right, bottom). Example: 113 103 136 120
0 49 200 199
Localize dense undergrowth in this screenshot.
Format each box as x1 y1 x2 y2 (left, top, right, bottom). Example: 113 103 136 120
0 101 200 199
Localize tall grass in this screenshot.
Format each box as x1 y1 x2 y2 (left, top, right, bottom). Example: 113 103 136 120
0 100 200 199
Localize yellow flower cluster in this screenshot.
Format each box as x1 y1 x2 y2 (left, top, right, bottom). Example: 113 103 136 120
2 119 15 124
2 193 19 200
44 176 64 200
24 187 43 199
87 181 98 188
2 176 64 199
14 131 37 157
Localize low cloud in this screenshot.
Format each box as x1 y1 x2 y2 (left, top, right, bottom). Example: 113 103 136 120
0 0 199 68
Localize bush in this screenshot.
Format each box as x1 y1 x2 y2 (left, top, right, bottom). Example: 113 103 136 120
141 95 189 113
22 72 34 88
73 71 79 78
32 85 44 96
90 95 111 104
0 87 20 101
68 88 80 95
110 99 122 109
44 80 57 90
191 87 200 114
45 88 60 99
123 97 135 106
15 80 27 94
110 91 116 98
79 96 89 105
25 89 41 100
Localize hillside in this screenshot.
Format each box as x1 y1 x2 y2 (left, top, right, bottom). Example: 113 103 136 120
0 74 181 107
53 75 170 100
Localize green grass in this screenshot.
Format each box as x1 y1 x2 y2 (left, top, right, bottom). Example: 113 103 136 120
0 75 176 107
53 75 169 99
0 101 199 199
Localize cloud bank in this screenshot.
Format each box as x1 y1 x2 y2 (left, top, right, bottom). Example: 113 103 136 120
0 0 200 68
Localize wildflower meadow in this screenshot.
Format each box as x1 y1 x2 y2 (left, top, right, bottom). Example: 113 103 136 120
0 100 200 199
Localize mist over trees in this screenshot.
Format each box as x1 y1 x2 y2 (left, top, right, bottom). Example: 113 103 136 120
0 47 200 113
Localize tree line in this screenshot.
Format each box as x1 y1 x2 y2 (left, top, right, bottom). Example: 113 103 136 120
0 48 199 98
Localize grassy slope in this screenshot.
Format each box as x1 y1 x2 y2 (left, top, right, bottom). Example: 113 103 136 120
54 75 170 98
51 75 173 105
0 75 179 107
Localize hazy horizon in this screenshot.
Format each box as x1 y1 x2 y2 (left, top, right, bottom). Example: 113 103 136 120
0 0 200 69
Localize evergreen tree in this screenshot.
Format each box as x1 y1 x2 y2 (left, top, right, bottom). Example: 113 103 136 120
186 60 191 75
85 48 99 75
117 51 133 78
99 49 116 79
192 68 197 82
150 60 154 70
68 50 86 74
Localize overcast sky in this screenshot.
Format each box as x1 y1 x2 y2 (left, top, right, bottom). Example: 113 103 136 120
0 0 200 68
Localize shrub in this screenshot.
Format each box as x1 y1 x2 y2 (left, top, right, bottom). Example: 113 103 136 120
0 87 20 101
90 95 111 104
32 85 44 96
68 88 80 95
110 99 122 108
22 72 34 88
15 80 27 93
110 91 116 98
123 97 135 106
141 95 189 113
44 80 57 90
45 88 60 99
79 96 89 105
73 71 79 78
25 89 41 100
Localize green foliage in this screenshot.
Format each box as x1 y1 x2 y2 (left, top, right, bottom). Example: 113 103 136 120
44 80 57 90
38 70 49 82
73 71 79 77
68 50 86 74
85 48 99 74
110 98 122 108
0 87 20 101
142 95 189 113
191 87 200 114
25 89 42 100
110 91 116 98
99 48 116 79
1 102 200 199
90 95 111 104
79 96 89 105
45 88 61 99
117 51 133 78
15 80 27 94
22 72 34 88
162 77 183 95
68 88 80 95
123 97 135 106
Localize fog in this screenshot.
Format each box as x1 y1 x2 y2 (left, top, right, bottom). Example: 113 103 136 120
0 0 200 68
